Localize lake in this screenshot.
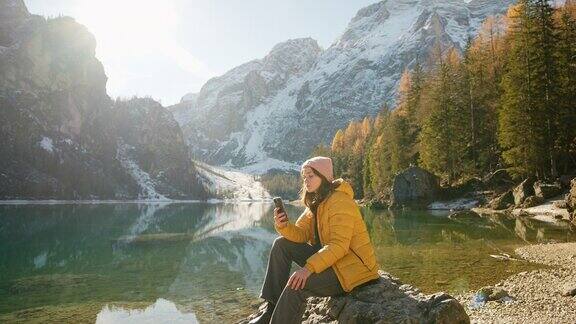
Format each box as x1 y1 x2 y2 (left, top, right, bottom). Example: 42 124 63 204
0 202 573 323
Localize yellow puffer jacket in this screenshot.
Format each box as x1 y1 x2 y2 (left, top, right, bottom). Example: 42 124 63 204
275 179 380 292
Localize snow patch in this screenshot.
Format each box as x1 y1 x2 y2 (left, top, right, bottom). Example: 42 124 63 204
124 203 170 242
116 141 169 201
33 251 48 269
39 136 54 153
195 161 271 201
239 158 300 175
512 196 571 222
428 198 479 210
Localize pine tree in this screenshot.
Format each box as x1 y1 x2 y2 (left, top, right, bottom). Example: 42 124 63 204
465 15 507 174
499 0 560 178
555 2 576 173
419 48 471 183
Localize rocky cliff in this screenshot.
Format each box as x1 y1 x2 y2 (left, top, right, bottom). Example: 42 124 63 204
0 0 206 200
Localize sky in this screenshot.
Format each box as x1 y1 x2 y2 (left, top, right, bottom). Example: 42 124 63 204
24 0 377 106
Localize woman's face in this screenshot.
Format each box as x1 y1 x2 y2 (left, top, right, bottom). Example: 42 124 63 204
302 167 322 193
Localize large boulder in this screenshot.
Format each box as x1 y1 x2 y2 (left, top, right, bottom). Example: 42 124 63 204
513 177 536 206
533 181 562 199
522 195 544 208
301 272 469 323
488 190 514 210
390 166 440 209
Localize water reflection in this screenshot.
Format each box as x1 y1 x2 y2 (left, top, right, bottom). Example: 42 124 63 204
361 208 574 293
96 298 198 324
0 203 573 323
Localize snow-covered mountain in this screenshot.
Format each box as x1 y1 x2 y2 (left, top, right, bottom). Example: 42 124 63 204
170 0 514 173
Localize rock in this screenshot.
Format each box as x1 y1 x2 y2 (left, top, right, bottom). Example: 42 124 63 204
513 177 536 206
0 0 31 47
238 273 470 323
483 169 513 188
170 0 515 167
302 272 469 323
554 199 568 209
0 3 208 200
114 98 207 199
561 284 576 297
390 166 440 209
566 179 576 211
477 286 511 301
533 181 562 199
488 190 514 210
522 195 545 208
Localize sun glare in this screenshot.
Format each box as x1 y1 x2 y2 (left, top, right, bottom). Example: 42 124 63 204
71 0 212 95
75 0 177 55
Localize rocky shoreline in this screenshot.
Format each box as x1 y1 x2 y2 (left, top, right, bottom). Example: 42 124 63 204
456 242 576 324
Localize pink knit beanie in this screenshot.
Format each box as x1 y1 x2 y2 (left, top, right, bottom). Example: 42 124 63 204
301 156 334 182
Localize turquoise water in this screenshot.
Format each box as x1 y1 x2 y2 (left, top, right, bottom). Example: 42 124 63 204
0 202 573 323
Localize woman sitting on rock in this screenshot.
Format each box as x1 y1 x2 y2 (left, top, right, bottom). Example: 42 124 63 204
249 156 380 324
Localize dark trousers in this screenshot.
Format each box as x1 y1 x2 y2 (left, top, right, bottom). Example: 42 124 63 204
259 237 345 324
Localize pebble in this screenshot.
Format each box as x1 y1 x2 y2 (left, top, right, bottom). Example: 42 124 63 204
456 243 576 324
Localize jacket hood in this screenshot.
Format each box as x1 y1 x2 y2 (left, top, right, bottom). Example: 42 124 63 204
332 178 354 199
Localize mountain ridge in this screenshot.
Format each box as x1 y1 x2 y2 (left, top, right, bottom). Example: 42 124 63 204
171 0 514 173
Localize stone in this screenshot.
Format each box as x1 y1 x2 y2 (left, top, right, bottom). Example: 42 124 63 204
477 286 511 301
533 181 562 199
513 177 536 206
561 284 576 297
553 199 568 209
389 166 440 209
239 272 470 324
303 272 469 324
522 195 545 208
488 190 514 210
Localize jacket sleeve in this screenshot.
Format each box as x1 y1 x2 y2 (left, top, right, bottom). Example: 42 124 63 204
275 208 312 243
304 198 355 273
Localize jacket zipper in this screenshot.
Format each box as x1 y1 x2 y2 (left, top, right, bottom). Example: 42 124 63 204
351 248 367 268
317 199 374 272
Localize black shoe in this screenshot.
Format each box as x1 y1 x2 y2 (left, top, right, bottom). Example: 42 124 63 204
248 301 275 324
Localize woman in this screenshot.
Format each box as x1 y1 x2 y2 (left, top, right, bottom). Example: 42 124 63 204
249 156 380 324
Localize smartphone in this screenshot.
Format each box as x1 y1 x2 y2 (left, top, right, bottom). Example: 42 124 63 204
273 197 285 213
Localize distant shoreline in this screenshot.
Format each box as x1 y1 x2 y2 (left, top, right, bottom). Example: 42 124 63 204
0 199 276 205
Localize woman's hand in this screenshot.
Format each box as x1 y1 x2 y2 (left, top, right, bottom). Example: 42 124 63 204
274 207 288 228
286 268 311 290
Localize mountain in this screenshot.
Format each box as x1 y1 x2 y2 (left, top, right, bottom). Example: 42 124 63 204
169 37 322 172
170 0 514 173
0 0 207 200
